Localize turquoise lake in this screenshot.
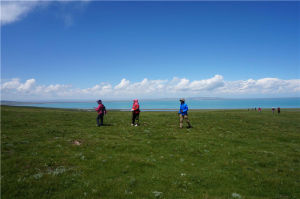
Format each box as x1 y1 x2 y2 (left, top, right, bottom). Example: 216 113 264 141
17 98 300 110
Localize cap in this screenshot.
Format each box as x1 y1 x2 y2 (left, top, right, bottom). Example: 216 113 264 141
179 98 185 102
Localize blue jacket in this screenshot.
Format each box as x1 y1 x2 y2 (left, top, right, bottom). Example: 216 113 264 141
179 103 188 115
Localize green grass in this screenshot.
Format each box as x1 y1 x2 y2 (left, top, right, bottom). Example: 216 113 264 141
1 105 300 199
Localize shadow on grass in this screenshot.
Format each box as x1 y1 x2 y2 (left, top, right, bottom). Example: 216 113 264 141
100 124 114 126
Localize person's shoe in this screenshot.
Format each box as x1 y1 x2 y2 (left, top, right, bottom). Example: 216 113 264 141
131 124 134 126
135 124 138 127
187 125 192 128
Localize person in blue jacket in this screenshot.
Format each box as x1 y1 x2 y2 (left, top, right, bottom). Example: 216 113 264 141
178 98 192 128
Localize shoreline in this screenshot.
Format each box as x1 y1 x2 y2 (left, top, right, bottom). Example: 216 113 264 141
2 105 300 112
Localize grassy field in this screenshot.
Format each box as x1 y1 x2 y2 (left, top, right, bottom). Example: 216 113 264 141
1 105 300 199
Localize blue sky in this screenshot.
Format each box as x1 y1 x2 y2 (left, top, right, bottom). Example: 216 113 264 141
1 1 300 100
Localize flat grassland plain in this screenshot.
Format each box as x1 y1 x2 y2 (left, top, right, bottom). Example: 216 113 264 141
1 106 300 199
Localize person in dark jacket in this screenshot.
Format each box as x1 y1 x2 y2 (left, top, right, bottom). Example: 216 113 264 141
131 99 140 126
95 100 106 127
178 98 192 128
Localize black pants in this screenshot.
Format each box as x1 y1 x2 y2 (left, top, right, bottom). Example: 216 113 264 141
96 114 104 126
132 112 139 125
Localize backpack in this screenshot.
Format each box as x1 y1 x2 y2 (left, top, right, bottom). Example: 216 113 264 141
103 105 107 114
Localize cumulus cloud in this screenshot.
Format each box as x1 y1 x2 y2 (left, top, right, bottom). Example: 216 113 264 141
220 78 300 95
17 78 36 92
189 75 224 91
114 78 130 90
1 78 21 89
1 75 300 100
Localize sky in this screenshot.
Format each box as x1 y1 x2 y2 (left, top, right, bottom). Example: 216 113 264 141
1 1 300 100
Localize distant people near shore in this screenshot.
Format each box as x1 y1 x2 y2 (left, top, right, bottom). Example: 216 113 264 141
95 100 106 127
277 107 281 114
258 107 262 112
255 107 257 111
272 107 275 114
178 98 192 129
131 99 140 126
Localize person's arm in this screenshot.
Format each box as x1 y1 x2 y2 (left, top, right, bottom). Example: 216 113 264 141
95 105 100 112
182 104 188 112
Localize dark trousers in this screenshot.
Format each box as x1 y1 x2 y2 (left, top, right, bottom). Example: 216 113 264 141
97 114 104 126
132 112 139 125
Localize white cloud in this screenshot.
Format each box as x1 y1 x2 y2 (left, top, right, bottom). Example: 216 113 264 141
174 78 190 91
114 78 130 89
1 78 36 92
219 78 300 95
1 1 39 25
1 75 300 100
17 78 36 91
1 0 89 26
189 74 224 91
1 78 21 89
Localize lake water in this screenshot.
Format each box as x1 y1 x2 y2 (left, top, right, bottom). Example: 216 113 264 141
17 98 300 110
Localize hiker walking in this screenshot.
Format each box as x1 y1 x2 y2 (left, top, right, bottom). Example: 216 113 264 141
272 107 275 114
277 107 281 114
178 98 192 128
131 99 140 126
95 100 106 127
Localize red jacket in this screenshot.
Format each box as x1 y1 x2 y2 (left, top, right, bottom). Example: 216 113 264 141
132 99 140 114
95 104 105 115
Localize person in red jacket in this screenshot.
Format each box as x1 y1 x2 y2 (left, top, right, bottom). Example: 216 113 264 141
95 100 106 127
131 99 140 126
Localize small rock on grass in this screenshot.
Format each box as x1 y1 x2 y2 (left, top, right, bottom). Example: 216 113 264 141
73 140 81 146
152 191 163 198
